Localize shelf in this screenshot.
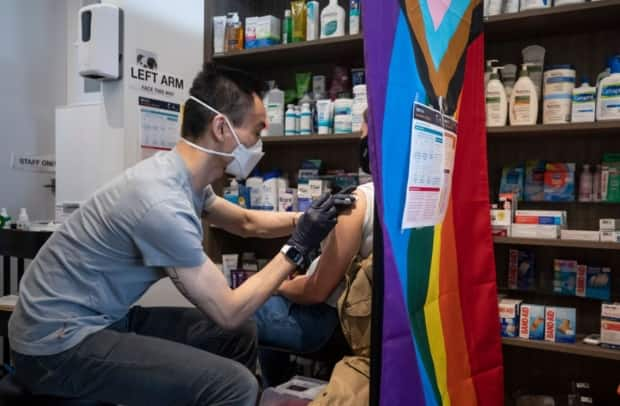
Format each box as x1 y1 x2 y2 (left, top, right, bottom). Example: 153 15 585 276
262 133 361 145
212 34 364 68
493 236 620 250
485 0 620 41
487 121 620 138
502 336 620 361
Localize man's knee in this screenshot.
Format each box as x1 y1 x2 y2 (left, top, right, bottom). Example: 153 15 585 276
196 362 258 406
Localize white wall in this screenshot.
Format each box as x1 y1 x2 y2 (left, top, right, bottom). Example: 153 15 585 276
0 0 67 221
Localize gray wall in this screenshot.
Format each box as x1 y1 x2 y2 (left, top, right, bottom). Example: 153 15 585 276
0 0 67 221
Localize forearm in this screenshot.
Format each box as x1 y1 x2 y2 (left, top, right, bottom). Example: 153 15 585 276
243 210 302 238
277 276 322 305
226 253 296 326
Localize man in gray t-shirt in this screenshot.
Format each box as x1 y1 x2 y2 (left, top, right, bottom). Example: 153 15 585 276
9 64 342 406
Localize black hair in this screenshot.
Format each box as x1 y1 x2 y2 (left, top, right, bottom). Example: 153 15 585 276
181 63 267 141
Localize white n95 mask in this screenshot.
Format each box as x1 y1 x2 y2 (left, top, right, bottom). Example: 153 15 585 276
182 95 264 179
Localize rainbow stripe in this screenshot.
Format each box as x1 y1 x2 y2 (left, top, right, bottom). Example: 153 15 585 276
363 1 504 405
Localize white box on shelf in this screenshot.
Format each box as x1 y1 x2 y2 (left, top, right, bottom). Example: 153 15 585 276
560 229 600 242
601 303 620 348
491 209 512 227
511 224 560 239
600 218 620 231
516 210 567 225
600 231 620 243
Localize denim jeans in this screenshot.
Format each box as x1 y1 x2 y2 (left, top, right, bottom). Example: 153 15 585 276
12 306 259 406
254 295 339 387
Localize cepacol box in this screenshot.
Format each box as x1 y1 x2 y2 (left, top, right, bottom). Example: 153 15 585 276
519 304 545 340
545 306 576 343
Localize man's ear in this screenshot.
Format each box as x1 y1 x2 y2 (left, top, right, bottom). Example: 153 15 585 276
210 116 226 143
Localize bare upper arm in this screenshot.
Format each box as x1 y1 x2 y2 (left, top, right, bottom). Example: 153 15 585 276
305 190 367 301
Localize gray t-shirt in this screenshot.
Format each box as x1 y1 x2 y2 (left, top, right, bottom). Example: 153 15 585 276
9 149 216 356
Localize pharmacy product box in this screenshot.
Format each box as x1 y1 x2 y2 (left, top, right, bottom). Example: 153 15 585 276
553 259 578 295
499 165 524 201
245 16 280 48
576 266 611 300
524 160 546 202
309 179 328 199
298 182 312 212
600 231 620 243
508 249 536 290
499 299 522 338
545 306 576 343
511 224 560 239
278 188 298 212
515 210 567 225
599 218 620 231
492 226 510 237
601 303 620 348
519 304 545 340
560 229 600 242
544 163 575 202
491 209 512 227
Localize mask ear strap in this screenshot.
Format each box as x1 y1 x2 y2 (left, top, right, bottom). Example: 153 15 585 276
189 96 242 146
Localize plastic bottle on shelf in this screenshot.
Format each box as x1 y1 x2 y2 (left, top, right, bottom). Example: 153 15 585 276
593 164 602 202
352 84 368 132
17 208 30 231
0 208 10 229
283 9 292 44
294 106 301 135
571 78 596 123
349 0 360 35
285 104 296 136
509 63 538 126
306 1 319 41
597 56 620 121
578 164 593 202
264 85 285 136
300 103 312 135
320 0 345 39
486 66 508 127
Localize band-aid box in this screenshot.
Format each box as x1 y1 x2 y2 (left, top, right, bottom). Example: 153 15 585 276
576 266 611 301
519 304 545 340
499 299 522 338
545 306 576 343
553 259 577 296
601 303 620 349
508 249 536 290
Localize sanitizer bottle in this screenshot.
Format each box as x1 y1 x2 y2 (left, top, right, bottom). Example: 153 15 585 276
486 66 508 127
17 208 30 231
509 64 538 126
320 0 345 39
597 57 620 121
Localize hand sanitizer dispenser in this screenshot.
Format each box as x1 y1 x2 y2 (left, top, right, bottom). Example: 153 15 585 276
77 4 122 80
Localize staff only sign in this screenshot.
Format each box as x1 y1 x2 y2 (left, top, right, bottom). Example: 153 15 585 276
11 153 55 173
129 65 184 99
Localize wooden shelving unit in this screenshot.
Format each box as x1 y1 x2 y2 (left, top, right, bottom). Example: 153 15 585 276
262 133 361 145
493 236 620 250
486 2 620 404
213 34 364 68
487 121 620 138
485 0 620 40
502 337 620 362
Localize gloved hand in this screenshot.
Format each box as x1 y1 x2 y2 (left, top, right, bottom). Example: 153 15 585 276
287 192 338 259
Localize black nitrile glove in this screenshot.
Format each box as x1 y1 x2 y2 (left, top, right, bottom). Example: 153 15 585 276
287 192 338 259
332 185 357 211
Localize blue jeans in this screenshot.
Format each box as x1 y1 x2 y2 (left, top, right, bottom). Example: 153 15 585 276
12 306 259 405
254 295 339 387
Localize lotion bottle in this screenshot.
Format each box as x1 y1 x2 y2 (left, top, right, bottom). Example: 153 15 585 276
321 0 345 38
509 63 538 126
486 66 508 127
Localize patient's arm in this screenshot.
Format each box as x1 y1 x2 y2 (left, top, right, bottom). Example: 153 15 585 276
276 190 366 305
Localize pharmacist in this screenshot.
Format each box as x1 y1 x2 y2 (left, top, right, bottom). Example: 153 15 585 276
9 63 343 406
